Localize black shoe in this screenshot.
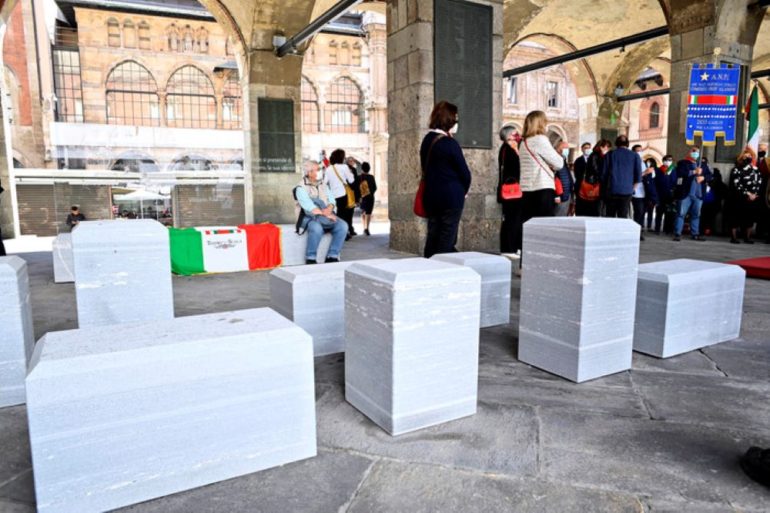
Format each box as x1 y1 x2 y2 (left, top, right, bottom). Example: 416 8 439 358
640 234 645 241
364 229 371 236
692 235 706 242
345 234 352 241
673 235 681 242
305 259 317 264
325 257 339 263
730 238 741 244
744 239 755 245
740 447 770 488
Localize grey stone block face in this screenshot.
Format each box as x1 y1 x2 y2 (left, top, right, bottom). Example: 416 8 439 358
0 257 34 408
52 234 74 283
431 252 511 328
72 220 174 328
270 262 355 356
279 225 332 266
344 258 481 436
633 259 745 358
25 308 317 513
518 218 640 383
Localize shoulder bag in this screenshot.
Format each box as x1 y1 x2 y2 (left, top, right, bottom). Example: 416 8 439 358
578 155 602 201
499 146 522 201
524 139 560 194
414 134 445 218
331 165 356 209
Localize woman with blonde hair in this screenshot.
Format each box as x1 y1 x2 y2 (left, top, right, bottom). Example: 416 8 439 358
519 111 566 225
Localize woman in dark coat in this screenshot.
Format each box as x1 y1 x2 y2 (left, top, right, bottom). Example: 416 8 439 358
497 125 522 255
574 139 610 217
421 101 471 258
358 162 377 236
727 148 761 244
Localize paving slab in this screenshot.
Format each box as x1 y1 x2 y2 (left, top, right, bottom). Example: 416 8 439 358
0 406 31 486
0 499 34 513
347 461 643 513
700 345 770 381
317 387 538 476
118 450 374 513
630 370 770 432
0 470 34 506
540 410 770 509
630 350 725 376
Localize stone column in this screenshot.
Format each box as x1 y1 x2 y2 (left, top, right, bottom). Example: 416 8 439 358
387 0 503 255
246 49 304 224
0 95 14 239
364 13 389 210
665 0 765 162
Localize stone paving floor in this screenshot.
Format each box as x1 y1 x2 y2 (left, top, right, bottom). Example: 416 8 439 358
1 230 769 512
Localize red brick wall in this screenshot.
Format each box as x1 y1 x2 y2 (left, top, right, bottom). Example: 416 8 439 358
3 1 32 126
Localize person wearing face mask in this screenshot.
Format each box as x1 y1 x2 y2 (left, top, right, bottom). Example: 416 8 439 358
497 125 523 257
573 142 593 187
726 148 761 244
755 143 770 243
672 146 711 241
575 140 610 217
553 140 574 217
654 154 676 234
634 158 658 237
420 101 471 258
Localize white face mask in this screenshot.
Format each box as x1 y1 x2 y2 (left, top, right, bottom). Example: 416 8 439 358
663 160 672 167
449 123 458 135
583 150 591 158
561 149 570 159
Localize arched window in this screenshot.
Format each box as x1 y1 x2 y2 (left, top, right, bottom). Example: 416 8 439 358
169 154 215 171
182 25 194 52
222 74 241 130
352 43 362 67
123 20 136 48
326 77 365 133
166 24 178 51
197 27 209 53
301 77 319 133
106 61 159 126
649 102 660 129
107 18 120 47
166 65 216 129
138 21 150 50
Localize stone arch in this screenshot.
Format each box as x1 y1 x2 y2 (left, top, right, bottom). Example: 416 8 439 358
104 58 158 89
2 64 21 125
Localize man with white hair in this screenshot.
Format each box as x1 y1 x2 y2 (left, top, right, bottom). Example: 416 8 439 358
294 159 348 264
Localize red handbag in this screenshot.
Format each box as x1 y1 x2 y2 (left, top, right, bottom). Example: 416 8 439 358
501 182 522 200
414 134 445 218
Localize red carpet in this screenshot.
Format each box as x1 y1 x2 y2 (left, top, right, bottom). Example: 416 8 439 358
727 256 770 279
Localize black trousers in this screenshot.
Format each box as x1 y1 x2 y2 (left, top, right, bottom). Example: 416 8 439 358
500 200 523 253
631 197 645 227
575 198 600 217
424 208 463 258
654 198 675 234
335 196 354 235
521 189 556 225
605 195 631 218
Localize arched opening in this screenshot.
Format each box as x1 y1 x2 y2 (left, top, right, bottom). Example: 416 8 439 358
649 102 660 128
301 76 320 133
106 61 160 126
166 65 216 129
326 76 365 134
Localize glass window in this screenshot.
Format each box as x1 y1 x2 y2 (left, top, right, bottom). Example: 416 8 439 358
107 18 120 47
53 49 84 123
166 65 216 129
329 41 337 65
138 21 150 50
325 77 365 133
339 42 350 66
301 77 319 133
105 61 160 126
352 43 362 67
546 81 558 108
182 26 194 52
123 20 136 48
222 74 241 130
649 102 660 129
506 77 517 104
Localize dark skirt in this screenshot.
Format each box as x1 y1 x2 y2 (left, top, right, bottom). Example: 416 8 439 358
360 195 375 215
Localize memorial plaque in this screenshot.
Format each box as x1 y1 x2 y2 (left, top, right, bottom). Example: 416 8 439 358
258 98 296 173
434 0 493 149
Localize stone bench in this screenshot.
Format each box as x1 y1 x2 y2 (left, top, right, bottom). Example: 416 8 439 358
52 233 74 283
270 260 387 356
26 308 317 513
518 218 640 383
279 224 332 266
633 259 745 358
432 252 511 328
345 258 481 435
73 220 174 328
0 257 35 407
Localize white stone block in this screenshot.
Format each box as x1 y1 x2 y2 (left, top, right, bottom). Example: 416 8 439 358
52 233 74 283
431 252 511 327
26 308 317 513
518 218 640 383
345 258 481 435
279 224 332 266
72 220 174 328
270 259 389 356
633 259 745 358
0 257 35 408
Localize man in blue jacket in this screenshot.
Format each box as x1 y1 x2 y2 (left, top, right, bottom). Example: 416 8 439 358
672 147 711 242
602 135 642 218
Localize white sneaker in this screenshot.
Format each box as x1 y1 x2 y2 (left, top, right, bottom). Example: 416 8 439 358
502 252 521 261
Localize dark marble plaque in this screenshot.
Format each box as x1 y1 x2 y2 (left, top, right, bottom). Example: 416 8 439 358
258 98 296 173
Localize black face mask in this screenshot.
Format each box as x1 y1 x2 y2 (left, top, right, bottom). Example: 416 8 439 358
742 158 753 167
759 151 767 160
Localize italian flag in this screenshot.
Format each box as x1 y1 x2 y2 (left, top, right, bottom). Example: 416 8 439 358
745 84 760 154
169 224 282 276
689 94 737 105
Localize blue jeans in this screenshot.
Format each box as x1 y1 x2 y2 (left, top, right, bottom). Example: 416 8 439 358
674 196 702 237
306 216 348 260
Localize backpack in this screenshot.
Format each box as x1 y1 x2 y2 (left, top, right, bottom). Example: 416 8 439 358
360 178 371 198
292 186 307 235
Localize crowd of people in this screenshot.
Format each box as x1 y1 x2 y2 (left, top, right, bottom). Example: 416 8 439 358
292 149 378 264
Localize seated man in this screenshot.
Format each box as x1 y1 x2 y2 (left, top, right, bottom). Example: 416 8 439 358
294 159 348 264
